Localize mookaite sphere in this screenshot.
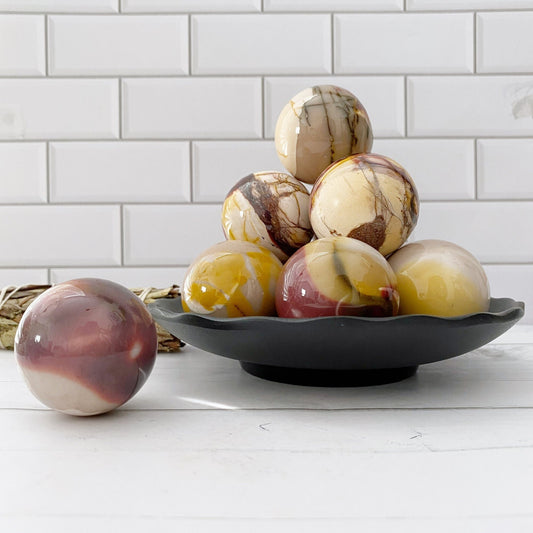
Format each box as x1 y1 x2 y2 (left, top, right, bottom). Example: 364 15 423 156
275 85 373 184
275 236 399 318
221 171 313 262
310 153 419 256
15 278 158 416
388 240 491 317
182 240 283 318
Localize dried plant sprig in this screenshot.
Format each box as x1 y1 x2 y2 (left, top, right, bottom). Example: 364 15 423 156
0 284 184 353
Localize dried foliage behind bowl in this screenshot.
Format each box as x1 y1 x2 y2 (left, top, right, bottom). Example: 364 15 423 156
0 284 184 353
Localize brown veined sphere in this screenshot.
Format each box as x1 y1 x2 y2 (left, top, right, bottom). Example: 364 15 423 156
310 153 419 257
388 240 491 317
275 236 399 319
182 240 283 318
274 85 373 185
221 171 313 262
14 278 158 416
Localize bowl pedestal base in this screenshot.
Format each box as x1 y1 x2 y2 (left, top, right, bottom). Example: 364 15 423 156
240 362 418 387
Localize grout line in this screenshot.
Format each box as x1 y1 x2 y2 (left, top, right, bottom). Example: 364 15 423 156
120 204 125 266
1 9 533 14
118 78 123 139
261 77 266 139
0 136 533 144
44 15 49 76
2 72 533 79
330 13 334 74
404 76 408 137
45 142 50 203
118 0 122 13
189 141 194 203
1 261 530 271
188 14 193 75
1 198 532 208
0 135 532 144
261 0 264 12
474 138 479 200
403 0 406 11
473 12 478 73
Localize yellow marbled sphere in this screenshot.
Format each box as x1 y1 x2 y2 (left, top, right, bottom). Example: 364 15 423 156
182 240 283 318
275 85 373 185
310 153 419 257
388 240 491 317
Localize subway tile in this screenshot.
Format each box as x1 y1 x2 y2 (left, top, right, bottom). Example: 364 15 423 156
477 139 533 200
477 13 533 74
0 0 118 11
49 15 188 76
50 141 190 203
335 14 473 74
0 143 47 203
410 202 533 263
124 204 224 265
121 0 260 12
0 79 118 140
123 78 261 139
408 0 533 9
264 0 403 11
483 265 533 325
193 140 285 202
264 76 404 138
408 76 533 137
0 15 45 75
0 206 121 267
192 14 330 75
50 267 188 288
0 269 48 286
372 139 475 201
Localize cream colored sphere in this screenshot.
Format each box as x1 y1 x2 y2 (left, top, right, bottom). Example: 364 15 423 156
310 153 419 256
275 85 373 184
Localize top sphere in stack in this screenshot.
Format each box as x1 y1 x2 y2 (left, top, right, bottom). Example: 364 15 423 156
275 85 373 184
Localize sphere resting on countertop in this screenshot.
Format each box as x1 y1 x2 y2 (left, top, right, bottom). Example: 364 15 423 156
310 153 419 257
275 85 373 185
221 171 313 262
275 236 399 319
182 240 283 318
387 239 491 317
14 278 158 416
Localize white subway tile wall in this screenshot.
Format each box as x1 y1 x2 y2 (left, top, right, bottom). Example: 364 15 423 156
0 3 531 324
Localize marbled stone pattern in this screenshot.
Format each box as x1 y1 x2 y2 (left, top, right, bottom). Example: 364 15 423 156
15 278 158 416
275 84 373 185
182 240 283 318
275 236 399 319
388 239 491 317
221 171 313 262
310 153 419 257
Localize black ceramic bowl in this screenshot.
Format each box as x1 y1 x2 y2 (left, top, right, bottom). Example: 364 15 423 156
149 297 524 387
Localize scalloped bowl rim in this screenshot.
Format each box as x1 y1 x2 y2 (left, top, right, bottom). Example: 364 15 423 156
150 297 524 326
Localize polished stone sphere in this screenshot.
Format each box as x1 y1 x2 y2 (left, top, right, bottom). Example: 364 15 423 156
388 239 491 317
221 171 313 262
275 236 399 319
15 278 158 416
275 84 373 184
310 153 419 257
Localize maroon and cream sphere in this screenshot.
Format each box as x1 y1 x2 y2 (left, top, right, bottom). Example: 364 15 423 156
221 171 313 262
15 278 158 416
275 85 373 185
275 236 399 319
310 153 419 257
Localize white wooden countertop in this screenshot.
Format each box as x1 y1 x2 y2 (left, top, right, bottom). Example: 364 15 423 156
2 325 533 532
